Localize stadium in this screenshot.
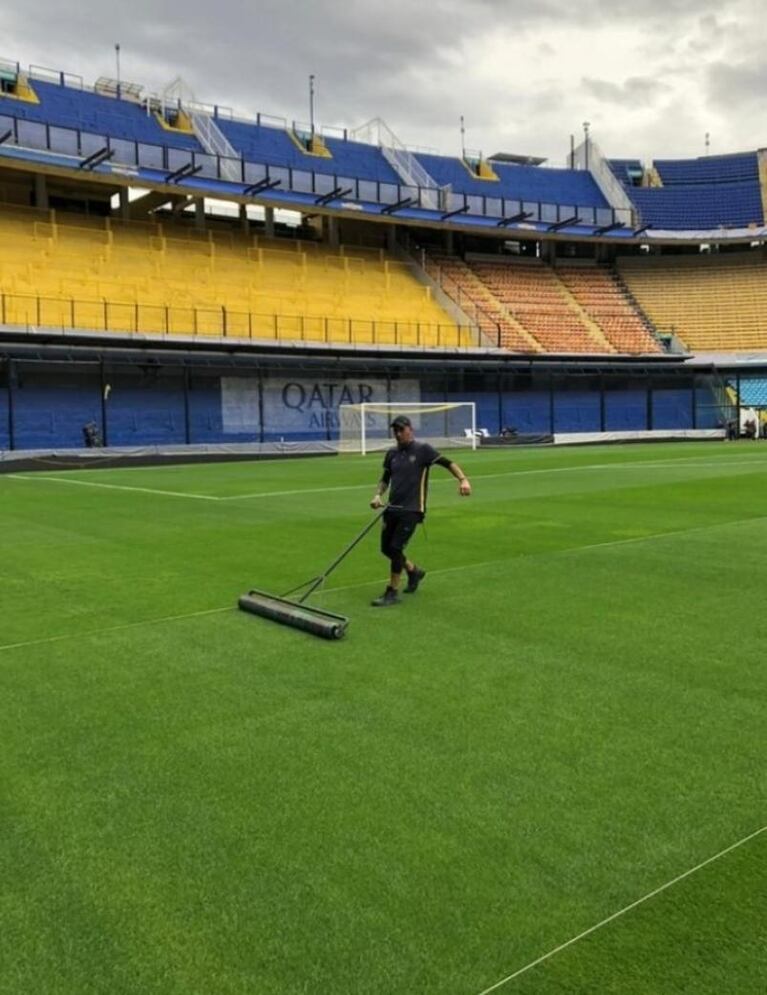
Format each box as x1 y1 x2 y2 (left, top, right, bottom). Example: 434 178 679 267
1 31 765 995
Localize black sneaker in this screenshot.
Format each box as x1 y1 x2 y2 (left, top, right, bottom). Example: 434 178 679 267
405 567 426 594
371 587 400 607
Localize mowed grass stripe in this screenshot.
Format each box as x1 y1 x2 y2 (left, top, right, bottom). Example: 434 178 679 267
4 509 767 656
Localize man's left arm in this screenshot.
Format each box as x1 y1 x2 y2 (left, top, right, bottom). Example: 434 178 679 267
434 455 471 496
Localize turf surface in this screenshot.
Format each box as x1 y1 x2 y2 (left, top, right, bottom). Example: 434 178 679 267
1 441 766 994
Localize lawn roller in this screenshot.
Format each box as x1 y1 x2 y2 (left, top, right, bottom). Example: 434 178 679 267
238 509 385 639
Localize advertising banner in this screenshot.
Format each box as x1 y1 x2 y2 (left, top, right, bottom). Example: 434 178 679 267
222 376 420 435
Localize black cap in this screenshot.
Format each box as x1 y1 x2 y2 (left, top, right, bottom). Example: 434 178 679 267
390 415 412 430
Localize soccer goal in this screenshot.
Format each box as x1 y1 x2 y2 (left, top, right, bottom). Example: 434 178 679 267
338 401 477 454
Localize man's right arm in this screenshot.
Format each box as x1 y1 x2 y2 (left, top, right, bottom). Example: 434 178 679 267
371 456 391 508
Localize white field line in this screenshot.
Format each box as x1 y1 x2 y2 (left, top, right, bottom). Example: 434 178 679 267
4 511 767 656
6 474 221 500
0 606 232 654
221 457 767 501
6 456 767 503
475 823 767 995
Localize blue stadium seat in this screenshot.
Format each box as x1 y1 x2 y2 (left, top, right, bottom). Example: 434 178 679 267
629 181 763 230
3 78 200 150
737 379 767 406
655 153 758 186
608 159 643 187
217 120 399 183
414 152 608 207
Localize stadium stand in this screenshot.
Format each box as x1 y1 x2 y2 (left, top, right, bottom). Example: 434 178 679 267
737 378 767 406
1 78 201 150
468 260 615 354
427 258 660 355
654 152 759 186
629 181 764 230
217 120 400 183
618 253 767 352
0 203 469 347
554 265 662 354
608 159 643 188
425 255 542 352
415 152 609 207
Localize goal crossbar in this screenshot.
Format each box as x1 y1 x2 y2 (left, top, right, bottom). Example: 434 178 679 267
338 401 477 455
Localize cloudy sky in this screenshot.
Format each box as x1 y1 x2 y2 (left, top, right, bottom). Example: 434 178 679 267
3 0 764 165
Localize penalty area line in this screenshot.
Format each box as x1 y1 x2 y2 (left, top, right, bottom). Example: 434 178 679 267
474 824 767 994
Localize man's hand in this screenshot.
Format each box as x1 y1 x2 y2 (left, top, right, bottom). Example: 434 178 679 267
459 478 471 497
370 494 384 509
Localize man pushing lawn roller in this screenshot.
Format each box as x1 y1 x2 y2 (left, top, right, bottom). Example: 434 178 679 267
238 413 470 637
369 415 471 607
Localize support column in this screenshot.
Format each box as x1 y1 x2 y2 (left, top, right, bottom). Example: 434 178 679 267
264 206 275 238
386 226 397 253
119 186 130 221
239 203 249 233
34 174 49 211
324 215 339 249
541 239 557 264
194 197 205 229
443 229 454 255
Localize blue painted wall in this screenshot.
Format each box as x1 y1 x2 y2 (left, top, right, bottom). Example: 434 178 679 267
2 369 711 450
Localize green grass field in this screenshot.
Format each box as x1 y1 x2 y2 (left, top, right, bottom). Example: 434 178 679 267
2 441 766 994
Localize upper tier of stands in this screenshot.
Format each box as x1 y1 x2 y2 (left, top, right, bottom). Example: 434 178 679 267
0 71 611 212
628 181 764 231
2 67 764 232
414 153 609 207
216 120 400 184
618 252 767 353
607 152 765 230
654 152 759 186
4 79 200 150
608 159 643 188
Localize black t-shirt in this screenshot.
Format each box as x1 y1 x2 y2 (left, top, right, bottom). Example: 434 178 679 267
382 441 441 514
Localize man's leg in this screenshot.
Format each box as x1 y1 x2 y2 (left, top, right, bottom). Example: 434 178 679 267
373 515 418 606
372 514 402 606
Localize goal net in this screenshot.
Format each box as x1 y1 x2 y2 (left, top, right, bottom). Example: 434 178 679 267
338 402 477 454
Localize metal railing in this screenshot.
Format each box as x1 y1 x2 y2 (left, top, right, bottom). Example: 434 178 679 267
0 291 481 349
0 110 632 229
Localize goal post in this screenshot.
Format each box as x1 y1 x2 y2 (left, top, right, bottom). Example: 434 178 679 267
338 401 477 455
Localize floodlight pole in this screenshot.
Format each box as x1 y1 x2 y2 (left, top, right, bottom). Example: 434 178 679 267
705 131 710 155
460 115 466 159
115 43 121 99
583 120 590 170
309 74 315 144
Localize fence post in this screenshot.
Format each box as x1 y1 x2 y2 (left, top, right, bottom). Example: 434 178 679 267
222 306 227 337
103 299 108 331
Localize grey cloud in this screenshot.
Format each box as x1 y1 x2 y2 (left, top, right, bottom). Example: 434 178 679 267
2 0 764 162
706 59 767 108
581 76 669 107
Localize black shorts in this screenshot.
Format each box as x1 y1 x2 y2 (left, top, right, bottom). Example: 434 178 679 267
381 508 422 560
